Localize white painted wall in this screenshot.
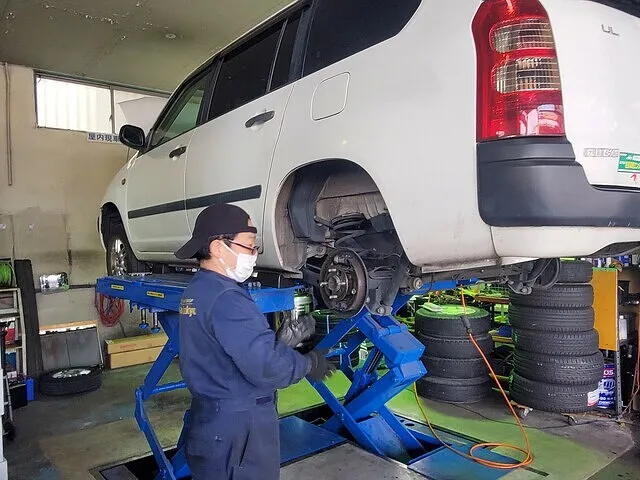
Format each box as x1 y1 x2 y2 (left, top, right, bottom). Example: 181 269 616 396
0 63 139 339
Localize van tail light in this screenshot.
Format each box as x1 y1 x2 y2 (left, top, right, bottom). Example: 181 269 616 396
472 0 565 142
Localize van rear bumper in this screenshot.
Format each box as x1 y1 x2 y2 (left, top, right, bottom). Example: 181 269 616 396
477 137 640 229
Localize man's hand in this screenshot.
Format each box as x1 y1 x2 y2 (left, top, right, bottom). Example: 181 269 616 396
304 349 336 382
276 313 316 347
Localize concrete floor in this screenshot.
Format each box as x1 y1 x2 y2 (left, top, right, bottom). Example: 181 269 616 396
4 362 640 480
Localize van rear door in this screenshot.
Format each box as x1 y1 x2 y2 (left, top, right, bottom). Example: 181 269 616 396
541 0 640 188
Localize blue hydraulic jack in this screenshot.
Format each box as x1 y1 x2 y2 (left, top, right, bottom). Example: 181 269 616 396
96 274 517 480
308 288 445 462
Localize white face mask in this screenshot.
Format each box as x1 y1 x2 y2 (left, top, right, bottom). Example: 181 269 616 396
220 242 257 283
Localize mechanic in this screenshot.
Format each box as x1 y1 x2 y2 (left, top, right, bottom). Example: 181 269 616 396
174 203 333 480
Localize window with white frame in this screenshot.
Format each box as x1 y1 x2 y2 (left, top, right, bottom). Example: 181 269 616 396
35 75 168 135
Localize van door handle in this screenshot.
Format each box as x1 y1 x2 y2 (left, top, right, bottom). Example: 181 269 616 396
169 145 187 158
245 110 275 128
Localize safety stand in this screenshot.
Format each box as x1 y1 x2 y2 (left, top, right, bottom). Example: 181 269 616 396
97 274 515 480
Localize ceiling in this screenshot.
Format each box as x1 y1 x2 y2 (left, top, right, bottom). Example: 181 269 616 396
0 0 293 92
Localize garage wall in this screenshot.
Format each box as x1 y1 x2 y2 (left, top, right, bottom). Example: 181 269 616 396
0 63 138 337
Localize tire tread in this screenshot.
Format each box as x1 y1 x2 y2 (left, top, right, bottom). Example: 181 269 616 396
510 284 593 309
416 333 494 359
508 304 594 332
39 366 102 396
416 375 492 404
510 373 599 413
513 328 599 356
513 351 603 386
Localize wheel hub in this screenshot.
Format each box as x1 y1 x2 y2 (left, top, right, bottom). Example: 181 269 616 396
109 239 127 276
319 249 368 317
52 368 91 379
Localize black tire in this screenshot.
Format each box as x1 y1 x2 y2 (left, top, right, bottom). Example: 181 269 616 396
310 310 358 344
513 351 603 386
513 328 600 356
39 366 102 396
508 304 594 332
416 333 494 359
2 420 15 442
415 306 491 337
540 260 593 285
510 373 599 413
14 260 44 383
421 355 488 379
104 216 148 276
416 375 492 403
510 284 593 309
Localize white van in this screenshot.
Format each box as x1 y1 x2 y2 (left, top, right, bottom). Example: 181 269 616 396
100 0 640 315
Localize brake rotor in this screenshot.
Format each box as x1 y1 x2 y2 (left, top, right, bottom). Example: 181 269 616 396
318 248 368 317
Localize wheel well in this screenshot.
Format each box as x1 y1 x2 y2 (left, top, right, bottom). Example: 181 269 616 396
274 159 392 271
100 203 121 244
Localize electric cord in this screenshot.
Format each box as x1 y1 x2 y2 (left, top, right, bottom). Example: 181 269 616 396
412 289 533 470
623 325 640 415
450 402 639 430
95 290 124 328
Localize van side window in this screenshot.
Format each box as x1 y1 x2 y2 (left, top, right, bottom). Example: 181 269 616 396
270 11 303 91
304 0 421 76
148 71 210 149
209 23 283 119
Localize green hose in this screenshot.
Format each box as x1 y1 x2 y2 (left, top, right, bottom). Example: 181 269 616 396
0 262 14 287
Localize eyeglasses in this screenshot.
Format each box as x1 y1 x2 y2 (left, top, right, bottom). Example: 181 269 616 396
226 240 259 255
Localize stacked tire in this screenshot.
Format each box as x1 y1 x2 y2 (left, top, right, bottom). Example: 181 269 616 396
415 306 494 403
509 260 603 413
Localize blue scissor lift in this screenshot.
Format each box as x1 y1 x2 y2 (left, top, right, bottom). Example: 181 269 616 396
96 273 517 480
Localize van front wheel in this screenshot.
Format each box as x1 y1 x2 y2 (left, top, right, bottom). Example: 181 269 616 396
104 216 148 276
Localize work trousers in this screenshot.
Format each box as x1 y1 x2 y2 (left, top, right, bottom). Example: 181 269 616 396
186 394 280 480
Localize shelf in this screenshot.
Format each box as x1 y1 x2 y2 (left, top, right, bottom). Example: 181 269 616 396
4 343 21 353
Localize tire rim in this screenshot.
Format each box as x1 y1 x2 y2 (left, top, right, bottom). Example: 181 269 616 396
109 238 127 276
52 368 92 379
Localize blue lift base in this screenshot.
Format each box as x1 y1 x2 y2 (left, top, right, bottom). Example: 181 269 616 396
96 274 517 480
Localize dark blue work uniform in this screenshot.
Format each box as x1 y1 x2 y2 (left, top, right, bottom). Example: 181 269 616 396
179 269 310 480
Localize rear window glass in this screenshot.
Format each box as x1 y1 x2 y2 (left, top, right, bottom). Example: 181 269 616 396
209 23 283 119
304 0 421 76
589 0 640 17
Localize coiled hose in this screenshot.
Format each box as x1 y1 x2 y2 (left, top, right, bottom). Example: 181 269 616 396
413 289 533 469
0 262 14 287
94 290 124 327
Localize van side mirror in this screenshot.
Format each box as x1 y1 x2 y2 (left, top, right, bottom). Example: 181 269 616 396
119 124 146 150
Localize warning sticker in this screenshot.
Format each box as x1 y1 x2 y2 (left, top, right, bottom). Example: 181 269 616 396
618 152 640 173
584 147 619 158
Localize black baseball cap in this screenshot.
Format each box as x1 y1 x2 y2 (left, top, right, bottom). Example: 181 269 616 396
174 204 257 260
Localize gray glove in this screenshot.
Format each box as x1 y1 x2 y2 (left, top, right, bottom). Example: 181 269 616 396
276 313 316 347
304 349 336 382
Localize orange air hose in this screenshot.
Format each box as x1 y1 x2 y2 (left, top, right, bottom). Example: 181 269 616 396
412 289 533 469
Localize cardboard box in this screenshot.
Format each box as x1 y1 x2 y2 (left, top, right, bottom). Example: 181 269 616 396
109 346 164 369
105 333 168 354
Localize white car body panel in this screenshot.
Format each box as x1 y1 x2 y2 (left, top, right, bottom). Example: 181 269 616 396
264 2 495 271
185 85 296 252
541 0 640 189
99 0 640 275
126 131 192 253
